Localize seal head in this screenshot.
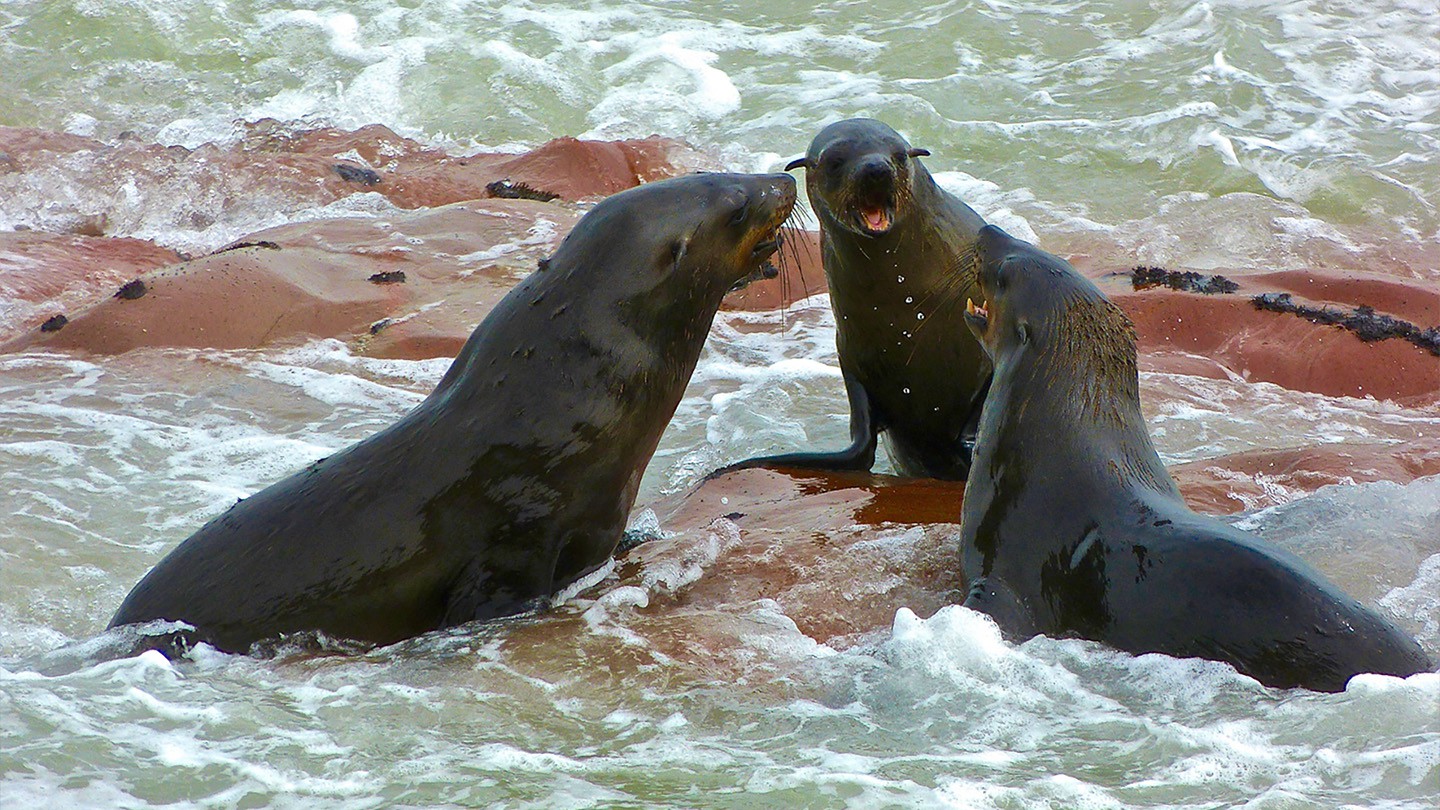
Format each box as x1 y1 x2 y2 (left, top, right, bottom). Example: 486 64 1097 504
787 119 930 238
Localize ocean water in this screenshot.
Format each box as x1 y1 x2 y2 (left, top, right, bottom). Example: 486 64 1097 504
2 1 1438 808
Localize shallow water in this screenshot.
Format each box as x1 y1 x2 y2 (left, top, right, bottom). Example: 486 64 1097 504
2 0 1438 807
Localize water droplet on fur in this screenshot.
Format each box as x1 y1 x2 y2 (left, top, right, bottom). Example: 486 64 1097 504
903 387 912 394
905 296 913 303
916 312 925 320
897 275 905 283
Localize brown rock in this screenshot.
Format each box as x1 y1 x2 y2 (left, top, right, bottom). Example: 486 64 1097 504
1098 272 1440 404
0 230 182 332
0 200 581 357
1171 438 1440 515
620 468 966 649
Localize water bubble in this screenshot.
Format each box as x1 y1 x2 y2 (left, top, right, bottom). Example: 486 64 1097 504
916 312 925 320
903 387 911 394
897 275 905 283
905 296 914 303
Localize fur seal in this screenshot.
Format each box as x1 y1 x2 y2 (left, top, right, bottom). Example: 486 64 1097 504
725 119 992 480
958 224 1432 691
108 172 797 654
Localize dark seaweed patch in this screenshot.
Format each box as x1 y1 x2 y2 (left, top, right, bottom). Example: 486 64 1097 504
333 163 382 186
368 271 406 284
1252 293 1440 356
40 314 68 332
213 240 280 254
1131 266 1239 295
486 179 560 202
114 279 147 300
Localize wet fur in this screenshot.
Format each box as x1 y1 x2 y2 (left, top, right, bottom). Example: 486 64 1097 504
960 225 1432 691
723 118 992 480
110 173 797 655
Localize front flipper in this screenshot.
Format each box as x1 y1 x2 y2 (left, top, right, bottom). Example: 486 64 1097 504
963 577 1037 642
706 368 879 479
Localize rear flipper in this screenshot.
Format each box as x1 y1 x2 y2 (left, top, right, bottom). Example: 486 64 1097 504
705 369 879 480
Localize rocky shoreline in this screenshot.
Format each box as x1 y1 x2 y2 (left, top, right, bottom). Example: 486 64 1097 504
3 124 1437 639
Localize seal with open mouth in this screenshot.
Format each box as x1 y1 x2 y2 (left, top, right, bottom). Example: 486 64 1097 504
722 118 991 480
958 223 1432 691
108 172 797 655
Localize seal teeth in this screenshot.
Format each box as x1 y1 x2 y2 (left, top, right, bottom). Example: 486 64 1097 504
966 298 988 318
861 207 891 232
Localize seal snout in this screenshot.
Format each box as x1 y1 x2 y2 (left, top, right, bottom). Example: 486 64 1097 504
849 155 899 237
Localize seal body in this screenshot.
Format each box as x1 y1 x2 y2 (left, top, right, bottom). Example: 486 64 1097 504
958 224 1432 692
734 118 991 480
109 172 797 654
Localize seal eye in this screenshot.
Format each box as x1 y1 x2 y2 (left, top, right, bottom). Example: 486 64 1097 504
1017 321 1031 345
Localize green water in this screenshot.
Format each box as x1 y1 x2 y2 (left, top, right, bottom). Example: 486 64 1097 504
1 1 1437 808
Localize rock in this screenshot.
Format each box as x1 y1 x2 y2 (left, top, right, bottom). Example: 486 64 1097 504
0 200 581 358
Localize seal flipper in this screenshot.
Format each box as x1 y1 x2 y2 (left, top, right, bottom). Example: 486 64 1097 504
963 577 1037 642
706 367 879 478
441 562 545 629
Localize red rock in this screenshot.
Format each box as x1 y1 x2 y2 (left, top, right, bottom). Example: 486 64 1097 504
0 122 708 229
0 231 182 332
0 200 580 357
617 468 965 649
1171 438 1440 515
1098 272 1440 404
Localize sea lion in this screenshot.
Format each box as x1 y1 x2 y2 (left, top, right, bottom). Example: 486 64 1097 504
724 118 992 480
958 224 1432 692
108 171 797 654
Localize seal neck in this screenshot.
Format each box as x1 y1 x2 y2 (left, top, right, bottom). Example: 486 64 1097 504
984 302 1177 497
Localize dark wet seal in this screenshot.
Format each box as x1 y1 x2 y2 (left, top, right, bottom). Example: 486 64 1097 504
486 179 560 202
959 224 1433 692
105 171 798 655
333 163 382 186
114 279 147 300
213 240 281 255
1253 292 1440 356
40 314 68 332
368 271 406 284
1131 266 1239 294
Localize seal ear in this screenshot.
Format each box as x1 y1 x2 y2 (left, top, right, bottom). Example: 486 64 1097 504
907 148 930 158
784 157 812 172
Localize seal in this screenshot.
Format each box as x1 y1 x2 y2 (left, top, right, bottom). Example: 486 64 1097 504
108 171 798 654
724 118 991 480
958 224 1432 691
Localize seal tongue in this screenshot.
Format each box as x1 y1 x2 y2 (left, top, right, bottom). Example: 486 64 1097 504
862 207 891 232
